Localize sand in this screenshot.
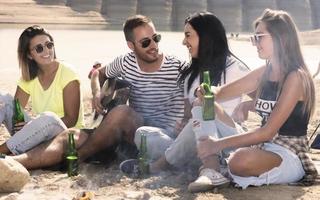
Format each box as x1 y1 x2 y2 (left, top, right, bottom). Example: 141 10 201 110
1 1 320 200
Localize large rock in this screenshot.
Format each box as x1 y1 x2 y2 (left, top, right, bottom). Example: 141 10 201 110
0 156 30 192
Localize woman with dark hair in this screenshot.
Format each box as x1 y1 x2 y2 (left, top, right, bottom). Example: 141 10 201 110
177 11 250 128
120 12 249 187
0 25 84 155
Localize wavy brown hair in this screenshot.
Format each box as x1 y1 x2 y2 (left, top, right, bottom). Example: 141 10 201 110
18 25 56 81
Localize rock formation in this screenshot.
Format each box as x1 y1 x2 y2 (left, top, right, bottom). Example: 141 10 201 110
0 156 30 192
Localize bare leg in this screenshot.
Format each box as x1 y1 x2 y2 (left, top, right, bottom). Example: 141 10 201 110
202 155 220 171
78 105 143 161
0 143 10 154
11 105 142 169
228 147 281 177
213 103 282 177
149 155 170 173
12 129 88 169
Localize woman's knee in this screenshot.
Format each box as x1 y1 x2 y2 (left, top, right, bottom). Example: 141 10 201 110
104 105 143 129
39 112 67 130
109 105 141 121
228 148 253 175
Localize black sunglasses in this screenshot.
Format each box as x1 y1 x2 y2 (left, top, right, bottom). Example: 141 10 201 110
139 34 161 48
31 42 54 54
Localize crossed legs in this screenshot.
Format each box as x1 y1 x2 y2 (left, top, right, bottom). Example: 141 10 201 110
150 102 235 173
78 105 143 161
11 105 143 169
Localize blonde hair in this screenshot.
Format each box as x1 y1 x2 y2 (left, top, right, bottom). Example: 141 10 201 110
254 9 315 116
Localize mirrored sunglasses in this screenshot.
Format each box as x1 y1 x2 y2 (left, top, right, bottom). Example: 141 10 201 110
31 42 54 54
250 33 269 45
140 34 161 48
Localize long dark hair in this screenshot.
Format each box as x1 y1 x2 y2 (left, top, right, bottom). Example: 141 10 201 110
179 12 240 91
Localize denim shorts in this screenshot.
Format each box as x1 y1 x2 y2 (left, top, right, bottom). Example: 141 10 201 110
229 142 305 189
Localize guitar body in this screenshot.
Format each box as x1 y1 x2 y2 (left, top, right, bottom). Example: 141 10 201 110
90 78 131 128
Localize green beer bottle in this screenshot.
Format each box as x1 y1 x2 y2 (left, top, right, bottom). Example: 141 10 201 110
138 133 149 176
12 99 25 134
66 131 79 177
201 71 215 120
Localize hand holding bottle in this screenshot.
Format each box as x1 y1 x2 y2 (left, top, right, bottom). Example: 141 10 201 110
12 121 27 133
197 135 221 160
12 99 25 134
194 84 219 99
202 71 215 120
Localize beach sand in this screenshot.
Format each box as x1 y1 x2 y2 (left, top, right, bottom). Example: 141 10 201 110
1 1 320 199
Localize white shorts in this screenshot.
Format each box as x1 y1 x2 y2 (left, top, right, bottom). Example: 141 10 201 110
230 142 305 189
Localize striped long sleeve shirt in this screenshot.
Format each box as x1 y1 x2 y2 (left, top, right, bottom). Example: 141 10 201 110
105 52 187 134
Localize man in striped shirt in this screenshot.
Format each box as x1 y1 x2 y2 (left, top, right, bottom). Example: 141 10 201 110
84 14 187 162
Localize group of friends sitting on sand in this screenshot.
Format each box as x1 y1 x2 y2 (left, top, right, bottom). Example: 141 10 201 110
0 8 319 193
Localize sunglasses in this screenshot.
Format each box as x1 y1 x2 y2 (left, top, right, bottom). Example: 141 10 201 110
250 33 269 45
31 42 54 54
139 34 161 48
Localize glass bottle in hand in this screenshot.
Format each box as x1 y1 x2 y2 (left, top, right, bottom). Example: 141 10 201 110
201 71 215 120
12 99 25 134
